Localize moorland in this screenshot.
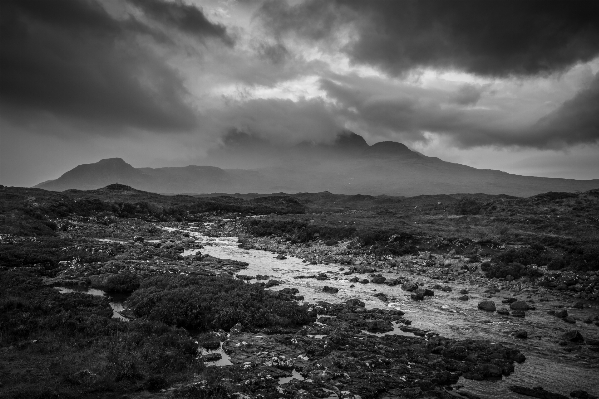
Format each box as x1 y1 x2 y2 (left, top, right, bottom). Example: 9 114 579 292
1 183 598 399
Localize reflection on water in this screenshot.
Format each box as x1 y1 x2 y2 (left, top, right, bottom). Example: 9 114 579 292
55 286 128 321
200 342 233 367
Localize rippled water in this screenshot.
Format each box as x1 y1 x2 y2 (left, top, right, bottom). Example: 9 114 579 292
190 231 599 398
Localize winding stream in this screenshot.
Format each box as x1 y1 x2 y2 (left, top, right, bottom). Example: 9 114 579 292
189 231 599 398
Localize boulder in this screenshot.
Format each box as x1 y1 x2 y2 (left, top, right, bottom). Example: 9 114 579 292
322 286 339 294
478 301 496 312
371 276 386 284
510 301 530 311
561 330 584 343
514 330 528 339
401 282 418 292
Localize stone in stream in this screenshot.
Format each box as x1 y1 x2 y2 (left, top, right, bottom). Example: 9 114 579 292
573 301 585 309
514 330 528 339
497 307 510 315
275 254 287 260
512 310 526 318
370 275 386 284
458 295 469 301
477 301 496 312
561 330 584 343
360 279 370 284
510 301 531 311
401 282 418 292
202 353 223 362
322 286 339 294
373 292 388 302
553 309 568 318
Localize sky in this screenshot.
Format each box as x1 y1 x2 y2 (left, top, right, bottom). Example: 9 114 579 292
1 0 599 187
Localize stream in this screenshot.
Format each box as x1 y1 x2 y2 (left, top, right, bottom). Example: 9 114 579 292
188 231 599 398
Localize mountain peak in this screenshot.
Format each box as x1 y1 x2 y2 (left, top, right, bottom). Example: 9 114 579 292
332 130 369 150
94 158 132 167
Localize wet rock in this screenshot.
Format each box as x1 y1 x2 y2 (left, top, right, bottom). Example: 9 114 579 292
497 308 510 315
371 275 386 284
514 330 528 339
364 319 393 333
459 289 469 295
477 301 496 312
401 282 418 292
561 330 584 343
373 293 388 302
276 254 287 260
316 273 328 281
509 385 568 399
322 286 339 294
345 299 365 308
573 301 585 309
458 295 469 301
512 310 526 318
360 279 369 284
510 301 531 311
564 316 576 324
349 277 359 283
411 292 425 301
554 309 569 318
202 353 222 362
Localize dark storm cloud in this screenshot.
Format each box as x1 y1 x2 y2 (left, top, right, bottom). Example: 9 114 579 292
531 73 599 147
320 76 599 149
0 0 230 133
129 0 233 45
260 0 599 77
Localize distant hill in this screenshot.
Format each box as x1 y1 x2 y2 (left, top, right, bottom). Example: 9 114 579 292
35 132 599 196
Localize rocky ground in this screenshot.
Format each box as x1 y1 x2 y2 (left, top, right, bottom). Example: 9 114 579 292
1 185 598 398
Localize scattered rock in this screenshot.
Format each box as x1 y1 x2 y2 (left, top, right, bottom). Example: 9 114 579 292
478 301 496 312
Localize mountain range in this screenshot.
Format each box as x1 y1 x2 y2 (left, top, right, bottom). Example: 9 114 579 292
35 132 599 196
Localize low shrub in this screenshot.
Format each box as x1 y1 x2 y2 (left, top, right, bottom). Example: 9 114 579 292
127 275 315 332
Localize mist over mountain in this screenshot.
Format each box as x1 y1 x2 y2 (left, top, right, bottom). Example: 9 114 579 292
36 132 598 196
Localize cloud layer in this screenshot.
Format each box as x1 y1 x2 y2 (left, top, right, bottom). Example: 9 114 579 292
1 0 598 185
260 0 599 77
0 0 231 132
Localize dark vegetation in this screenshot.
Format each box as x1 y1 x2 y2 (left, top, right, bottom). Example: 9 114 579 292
244 189 599 272
128 274 315 331
0 270 201 398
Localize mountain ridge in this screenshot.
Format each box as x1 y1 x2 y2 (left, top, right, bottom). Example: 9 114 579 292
35 133 599 196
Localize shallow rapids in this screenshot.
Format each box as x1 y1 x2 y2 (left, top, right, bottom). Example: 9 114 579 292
190 231 599 398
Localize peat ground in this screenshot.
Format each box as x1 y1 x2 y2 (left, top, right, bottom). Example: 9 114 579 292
1 184 598 398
